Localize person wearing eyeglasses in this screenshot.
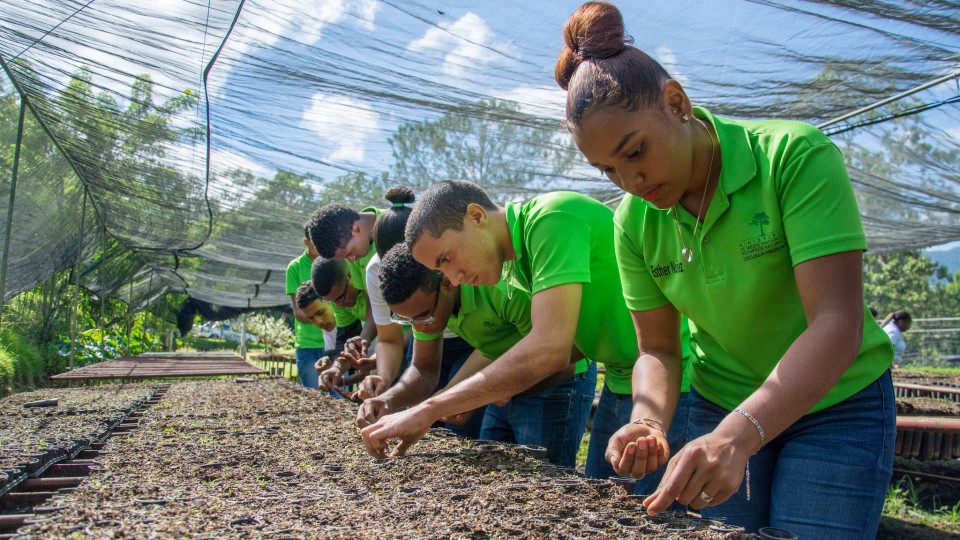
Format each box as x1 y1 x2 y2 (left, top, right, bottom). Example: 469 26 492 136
311 256 376 393
360 181 636 466
359 243 595 467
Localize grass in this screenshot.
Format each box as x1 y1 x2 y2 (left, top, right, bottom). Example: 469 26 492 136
247 352 299 382
880 477 960 539
897 365 960 375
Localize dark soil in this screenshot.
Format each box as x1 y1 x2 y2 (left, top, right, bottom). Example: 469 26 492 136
897 397 960 416
878 516 960 540
12 378 757 539
894 370 960 388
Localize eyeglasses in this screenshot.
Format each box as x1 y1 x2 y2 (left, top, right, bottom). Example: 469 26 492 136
389 280 441 325
328 283 349 305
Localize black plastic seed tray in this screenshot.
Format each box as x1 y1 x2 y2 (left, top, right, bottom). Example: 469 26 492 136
0 467 26 498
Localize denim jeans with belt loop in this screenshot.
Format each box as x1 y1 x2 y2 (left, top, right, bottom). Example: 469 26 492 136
480 361 597 468
689 369 895 538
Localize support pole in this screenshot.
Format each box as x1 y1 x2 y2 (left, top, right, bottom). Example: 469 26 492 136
0 98 26 327
99 225 105 354
68 194 87 369
126 273 134 355
817 70 960 130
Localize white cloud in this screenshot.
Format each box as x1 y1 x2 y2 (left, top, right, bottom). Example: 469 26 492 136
209 0 379 97
653 46 689 87
945 126 960 144
300 92 380 164
408 12 497 79
495 85 568 120
209 148 275 179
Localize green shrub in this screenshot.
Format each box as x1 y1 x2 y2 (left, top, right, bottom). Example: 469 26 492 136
0 328 45 388
0 347 15 391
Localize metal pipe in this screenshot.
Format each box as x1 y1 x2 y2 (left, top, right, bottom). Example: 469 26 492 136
0 98 26 326
893 382 960 395
897 416 960 433
817 69 960 130
893 468 960 485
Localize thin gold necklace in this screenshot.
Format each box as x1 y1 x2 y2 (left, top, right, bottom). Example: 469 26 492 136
674 118 716 264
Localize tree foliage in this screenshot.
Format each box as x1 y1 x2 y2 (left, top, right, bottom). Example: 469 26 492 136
388 99 580 202
863 250 952 318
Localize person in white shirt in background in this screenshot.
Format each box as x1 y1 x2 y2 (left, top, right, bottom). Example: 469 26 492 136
880 310 911 368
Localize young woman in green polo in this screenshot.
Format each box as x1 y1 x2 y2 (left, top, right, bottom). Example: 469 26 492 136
553 2 894 538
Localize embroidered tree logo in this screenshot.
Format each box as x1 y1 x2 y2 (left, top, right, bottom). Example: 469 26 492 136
750 211 770 237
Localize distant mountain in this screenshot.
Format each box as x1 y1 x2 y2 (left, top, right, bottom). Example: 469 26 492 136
924 246 960 276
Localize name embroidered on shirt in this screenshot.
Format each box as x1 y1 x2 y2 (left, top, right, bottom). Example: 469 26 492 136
650 260 684 278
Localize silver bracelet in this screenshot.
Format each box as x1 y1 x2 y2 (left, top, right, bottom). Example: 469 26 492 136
632 417 666 436
733 407 765 451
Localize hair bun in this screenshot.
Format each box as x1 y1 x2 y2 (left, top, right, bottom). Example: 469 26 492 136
385 185 415 205
555 2 630 89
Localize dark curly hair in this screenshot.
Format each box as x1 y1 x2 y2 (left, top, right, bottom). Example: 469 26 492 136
294 281 320 309
374 186 416 258
310 257 349 297
405 180 497 247
378 243 442 306
305 204 359 258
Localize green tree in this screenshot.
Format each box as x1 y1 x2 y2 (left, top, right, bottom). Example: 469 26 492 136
388 99 580 201
863 250 947 317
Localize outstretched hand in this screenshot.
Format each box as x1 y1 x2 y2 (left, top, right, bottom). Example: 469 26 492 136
356 375 388 401
356 395 390 428
605 421 669 480
359 405 433 459
643 431 751 515
318 365 343 392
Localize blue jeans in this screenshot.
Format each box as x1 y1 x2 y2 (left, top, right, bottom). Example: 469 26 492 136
480 361 596 467
689 369 895 538
295 348 324 389
436 336 486 439
585 386 690 498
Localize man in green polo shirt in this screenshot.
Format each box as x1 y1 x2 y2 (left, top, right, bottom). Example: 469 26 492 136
306 203 383 383
311 257 375 392
306 203 383 293
359 243 595 467
285 230 335 389
361 181 641 465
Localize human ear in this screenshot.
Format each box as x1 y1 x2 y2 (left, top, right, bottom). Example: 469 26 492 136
464 203 487 227
661 80 691 120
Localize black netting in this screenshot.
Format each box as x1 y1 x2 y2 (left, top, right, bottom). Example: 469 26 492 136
0 0 958 309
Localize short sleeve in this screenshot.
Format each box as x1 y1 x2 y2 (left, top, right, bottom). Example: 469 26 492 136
333 304 359 327
614 201 669 312
778 141 866 265
365 255 393 326
412 329 442 341
525 212 592 294
285 261 300 295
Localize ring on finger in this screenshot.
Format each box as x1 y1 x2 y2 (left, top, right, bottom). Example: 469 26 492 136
699 491 714 503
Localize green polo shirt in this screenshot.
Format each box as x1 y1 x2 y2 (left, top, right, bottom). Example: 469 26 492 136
285 251 328 349
333 289 367 328
346 207 383 292
614 106 892 413
503 192 638 394
413 283 591 375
